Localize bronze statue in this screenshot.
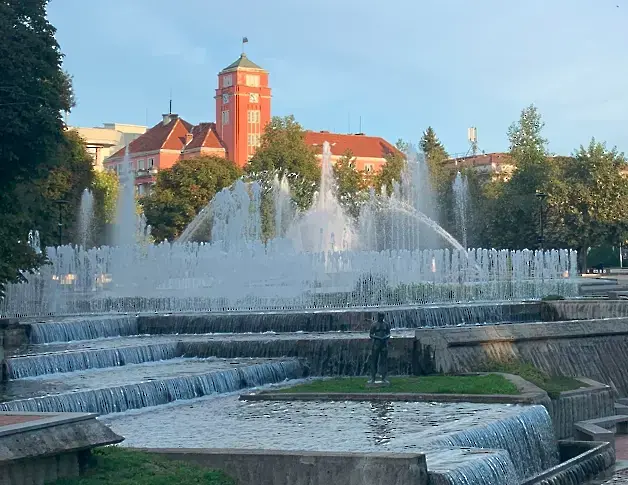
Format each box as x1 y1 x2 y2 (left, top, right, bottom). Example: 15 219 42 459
368 312 391 384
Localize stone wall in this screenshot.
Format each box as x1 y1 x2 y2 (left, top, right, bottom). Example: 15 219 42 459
541 299 628 321
178 337 418 377
415 318 628 395
0 412 123 485
141 448 428 485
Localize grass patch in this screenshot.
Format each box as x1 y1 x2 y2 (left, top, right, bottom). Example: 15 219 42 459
54 447 234 485
277 374 520 395
478 360 585 399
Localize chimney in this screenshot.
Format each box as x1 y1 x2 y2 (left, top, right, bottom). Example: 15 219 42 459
185 133 193 145
162 113 178 125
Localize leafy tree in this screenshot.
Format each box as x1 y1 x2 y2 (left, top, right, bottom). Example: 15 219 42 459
247 115 319 210
333 149 367 218
552 140 628 270
0 0 75 295
141 157 242 242
92 169 119 246
374 151 406 195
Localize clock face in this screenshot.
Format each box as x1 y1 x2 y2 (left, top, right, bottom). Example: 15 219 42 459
249 93 259 103
222 93 229 104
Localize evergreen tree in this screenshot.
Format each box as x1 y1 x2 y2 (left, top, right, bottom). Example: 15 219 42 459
420 127 450 191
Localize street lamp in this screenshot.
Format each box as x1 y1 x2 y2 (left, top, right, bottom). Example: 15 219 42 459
54 199 69 247
535 191 547 251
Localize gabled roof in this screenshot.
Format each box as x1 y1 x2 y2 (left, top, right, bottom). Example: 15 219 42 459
305 131 402 159
185 123 225 151
109 116 193 158
221 53 265 72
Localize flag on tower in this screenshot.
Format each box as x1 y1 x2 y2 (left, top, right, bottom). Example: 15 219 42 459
242 37 249 44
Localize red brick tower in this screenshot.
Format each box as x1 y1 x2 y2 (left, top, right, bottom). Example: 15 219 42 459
215 53 271 168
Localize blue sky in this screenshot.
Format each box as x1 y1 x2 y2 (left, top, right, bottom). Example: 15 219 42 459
49 0 627 156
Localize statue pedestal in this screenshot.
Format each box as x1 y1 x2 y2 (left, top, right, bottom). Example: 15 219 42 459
366 380 390 388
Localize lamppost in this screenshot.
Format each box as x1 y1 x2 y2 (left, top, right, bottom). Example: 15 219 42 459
535 191 547 251
54 199 69 247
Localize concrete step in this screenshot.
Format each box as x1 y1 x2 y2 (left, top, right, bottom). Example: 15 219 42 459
615 403 628 414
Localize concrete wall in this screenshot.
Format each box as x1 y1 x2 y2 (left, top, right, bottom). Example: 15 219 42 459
415 318 628 395
541 299 628 321
141 448 428 485
178 337 418 377
0 412 123 485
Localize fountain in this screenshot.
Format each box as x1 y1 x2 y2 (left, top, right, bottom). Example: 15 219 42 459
452 172 470 249
77 188 94 248
0 139 580 318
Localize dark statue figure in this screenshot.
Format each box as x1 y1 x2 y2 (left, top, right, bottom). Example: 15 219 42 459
369 312 391 384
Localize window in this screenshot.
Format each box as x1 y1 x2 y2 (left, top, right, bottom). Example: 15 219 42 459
148 158 154 167
247 110 260 123
245 74 259 87
364 163 374 173
247 133 261 147
222 75 233 87
222 110 230 125
138 159 145 170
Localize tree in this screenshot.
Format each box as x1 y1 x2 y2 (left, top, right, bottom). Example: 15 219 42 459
0 0 75 295
483 105 556 249
552 140 628 270
374 151 406 195
333 149 367 219
247 115 320 210
92 169 119 245
420 127 450 192
141 157 242 242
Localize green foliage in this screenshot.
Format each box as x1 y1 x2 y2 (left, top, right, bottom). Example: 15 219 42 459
247 115 320 210
278 375 519 395
374 150 406 195
0 0 75 296
54 447 235 485
420 126 451 192
481 105 555 249
141 156 242 242
478 360 584 399
552 140 628 269
333 149 367 218
92 170 119 224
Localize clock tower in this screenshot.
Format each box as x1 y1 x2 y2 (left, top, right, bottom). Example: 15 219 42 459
215 53 271 168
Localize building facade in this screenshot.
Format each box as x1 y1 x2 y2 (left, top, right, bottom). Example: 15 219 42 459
72 123 146 171
104 53 398 191
442 152 515 180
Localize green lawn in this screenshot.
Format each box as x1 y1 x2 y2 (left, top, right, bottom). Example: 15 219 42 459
277 374 520 395
54 447 234 485
478 361 585 399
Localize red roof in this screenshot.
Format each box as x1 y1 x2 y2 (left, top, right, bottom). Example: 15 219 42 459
304 131 401 159
185 122 225 150
109 116 193 159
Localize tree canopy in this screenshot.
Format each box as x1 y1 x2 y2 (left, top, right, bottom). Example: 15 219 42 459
333 149 367 218
247 115 320 209
141 156 242 242
0 0 76 295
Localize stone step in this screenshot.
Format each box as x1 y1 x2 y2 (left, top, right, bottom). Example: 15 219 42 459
616 403 628 414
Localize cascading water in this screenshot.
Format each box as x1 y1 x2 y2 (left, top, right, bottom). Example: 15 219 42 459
453 172 470 249
77 188 95 248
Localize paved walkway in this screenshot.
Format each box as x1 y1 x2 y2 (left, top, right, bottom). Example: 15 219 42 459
0 414 47 426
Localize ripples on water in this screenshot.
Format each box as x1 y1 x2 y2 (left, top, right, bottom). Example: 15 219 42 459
104 396 522 451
